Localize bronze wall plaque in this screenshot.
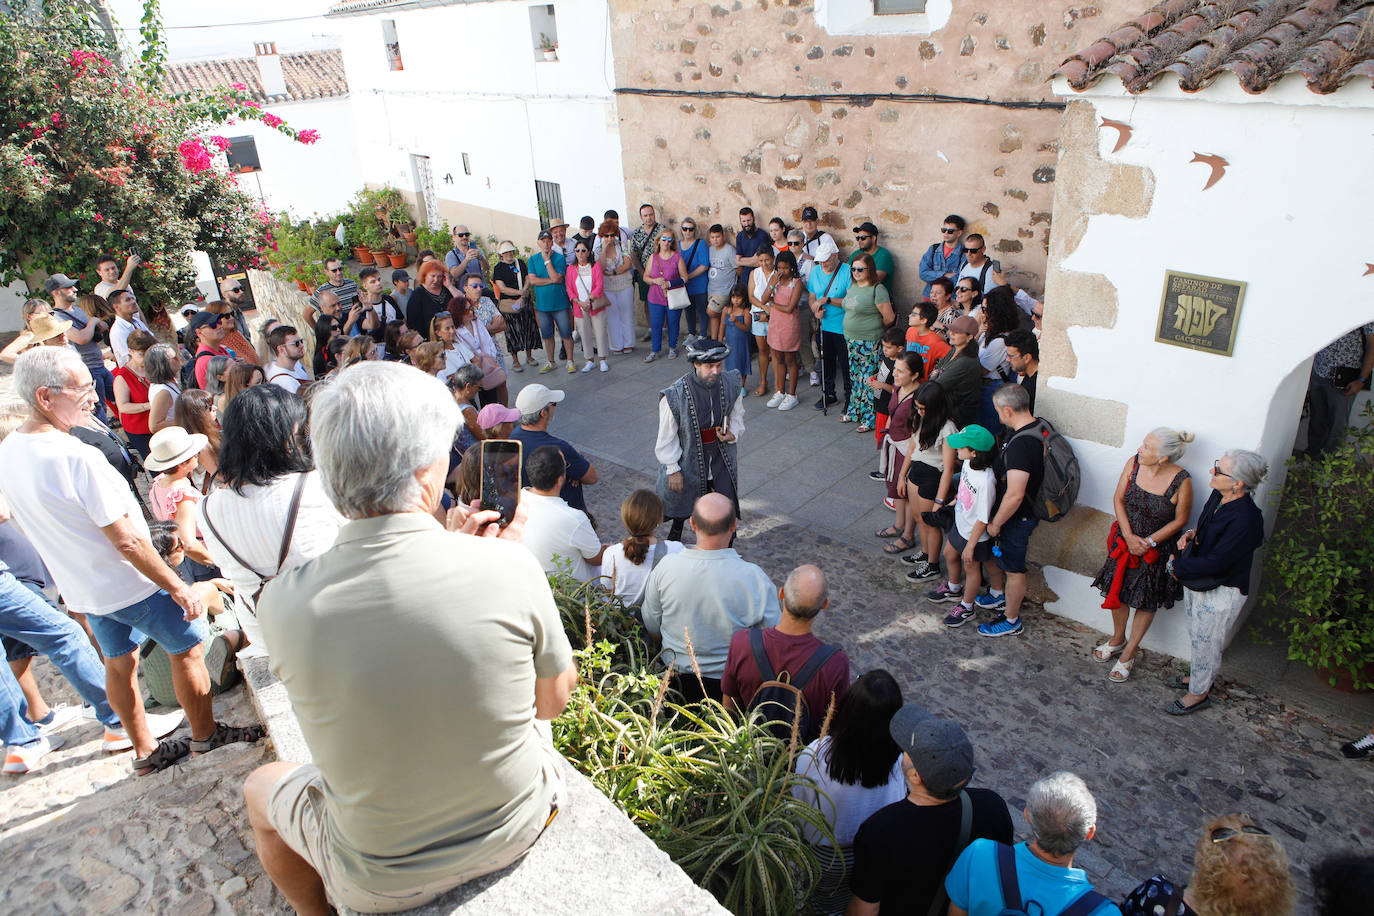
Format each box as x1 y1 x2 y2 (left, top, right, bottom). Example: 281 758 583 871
1155 270 1246 357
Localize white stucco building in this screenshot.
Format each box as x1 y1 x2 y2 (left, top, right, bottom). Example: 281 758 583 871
325 0 628 244
1030 1 1374 658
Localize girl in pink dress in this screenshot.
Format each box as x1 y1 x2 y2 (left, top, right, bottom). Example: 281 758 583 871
146 426 218 571
764 251 804 411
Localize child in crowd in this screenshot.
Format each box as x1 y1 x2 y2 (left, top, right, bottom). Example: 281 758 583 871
600 490 684 607
146 425 219 579
868 327 907 457
722 285 753 387
148 520 243 690
764 251 804 411
906 301 951 379
876 353 923 552
924 424 998 628
477 402 520 439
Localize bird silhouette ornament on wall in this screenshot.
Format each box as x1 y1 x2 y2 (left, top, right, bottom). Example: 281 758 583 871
1190 153 1229 190
1099 117 1133 153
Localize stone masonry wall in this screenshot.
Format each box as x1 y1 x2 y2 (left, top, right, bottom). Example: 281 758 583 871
608 0 1141 298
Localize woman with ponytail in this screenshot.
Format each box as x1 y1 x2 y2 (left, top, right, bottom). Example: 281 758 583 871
599 489 683 606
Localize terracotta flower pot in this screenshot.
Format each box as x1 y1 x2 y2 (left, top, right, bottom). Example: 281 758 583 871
371 248 392 265
295 279 311 292
353 246 373 265
402 231 418 246
388 253 407 269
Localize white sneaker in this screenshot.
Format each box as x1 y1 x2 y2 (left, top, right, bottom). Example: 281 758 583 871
104 710 185 753
599 360 610 372
809 371 820 387
3 734 65 775
35 704 85 735
778 394 799 411
581 361 594 373
766 391 785 408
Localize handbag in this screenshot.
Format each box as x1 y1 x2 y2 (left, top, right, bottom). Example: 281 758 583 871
459 325 507 389
667 286 691 310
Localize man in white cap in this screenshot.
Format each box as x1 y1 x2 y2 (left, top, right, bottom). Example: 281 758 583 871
511 383 597 512
806 239 852 412
655 336 746 541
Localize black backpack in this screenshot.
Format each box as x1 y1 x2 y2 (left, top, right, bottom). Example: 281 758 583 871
745 629 838 743
180 349 215 391
994 843 1109 916
1007 417 1080 523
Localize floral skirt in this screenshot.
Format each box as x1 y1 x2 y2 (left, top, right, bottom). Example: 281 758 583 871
846 339 879 425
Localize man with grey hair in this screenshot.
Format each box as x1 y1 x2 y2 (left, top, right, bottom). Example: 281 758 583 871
945 771 1118 916
721 564 849 742
847 704 1012 916
511 383 597 513
243 361 576 916
0 347 261 775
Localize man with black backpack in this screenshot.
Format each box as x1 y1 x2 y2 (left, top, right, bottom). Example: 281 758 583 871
976 384 1044 639
721 564 849 743
847 705 1012 916
944 771 1120 916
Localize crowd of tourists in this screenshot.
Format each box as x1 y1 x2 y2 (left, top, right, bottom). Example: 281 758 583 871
2 205 1372 916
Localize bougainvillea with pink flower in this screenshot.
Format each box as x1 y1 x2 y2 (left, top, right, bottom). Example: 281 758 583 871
0 1 321 307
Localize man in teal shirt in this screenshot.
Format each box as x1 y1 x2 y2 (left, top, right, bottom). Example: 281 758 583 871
807 238 852 410
528 229 575 373
850 221 895 296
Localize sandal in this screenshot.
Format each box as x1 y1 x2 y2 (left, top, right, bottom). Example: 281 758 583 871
133 736 191 776
840 414 854 423
1092 641 1125 662
856 423 873 433
884 536 916 555
189 721 267 757
1108 657 1135 683
1164 695 1210 716
875 526 902 539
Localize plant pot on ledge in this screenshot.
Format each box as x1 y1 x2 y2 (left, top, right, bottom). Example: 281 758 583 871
388 252 407 269
353 246 373 265
371 248 392 265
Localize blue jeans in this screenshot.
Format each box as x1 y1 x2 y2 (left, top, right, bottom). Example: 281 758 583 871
1 660 40 747
976 379 1002 433
648 302 681 353
90 364 115 424
0 572 118 735
86 589 207 659
535 308 573 342
684 292 709 337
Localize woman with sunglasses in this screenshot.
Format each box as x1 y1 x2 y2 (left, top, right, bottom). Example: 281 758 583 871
1165 450 1267 715
678 220 711 337
840 252 894 429
565 241 611 373
644 233 686 361
1120 814 1294 916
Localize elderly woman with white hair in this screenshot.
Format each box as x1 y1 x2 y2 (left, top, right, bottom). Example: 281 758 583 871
1165 449 1268 716
1089 427 1195 683
242 361 576 915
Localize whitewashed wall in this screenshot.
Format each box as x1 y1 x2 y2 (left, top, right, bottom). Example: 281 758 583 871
1041 77 1374 658
331 0 626 240
226 96 362 221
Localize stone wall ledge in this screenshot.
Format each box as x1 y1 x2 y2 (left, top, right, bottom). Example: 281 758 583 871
241 655 727 916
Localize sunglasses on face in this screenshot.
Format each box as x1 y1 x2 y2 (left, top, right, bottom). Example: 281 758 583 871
1210 824 1270 844
682 226 696 232
851 267 867 273
956 286 975 293
964 247 982 254
229 287 243 293
457 232 470 238
941 227 959 234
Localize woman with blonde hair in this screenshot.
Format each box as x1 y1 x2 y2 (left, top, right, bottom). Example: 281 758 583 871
219 361 265 416
411 341 445 377
1 300 58 363
1121 813 1294 916
1089 427 1194 683
598 489 683 606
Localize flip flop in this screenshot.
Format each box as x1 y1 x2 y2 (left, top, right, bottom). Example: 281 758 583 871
1165 695 1210 715
875 526 902 538
884 536 916 554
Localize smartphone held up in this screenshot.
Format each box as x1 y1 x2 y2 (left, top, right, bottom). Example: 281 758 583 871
479 439 522 528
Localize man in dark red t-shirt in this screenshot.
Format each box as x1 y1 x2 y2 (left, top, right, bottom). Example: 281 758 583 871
722 564 850 739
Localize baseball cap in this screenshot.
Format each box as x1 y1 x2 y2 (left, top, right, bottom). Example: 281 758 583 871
184 310 222 339
853 221 879 236
814 236 840 260
800 206 819 221
888 704 975 797
477 403 521 428
43 274 78 294
514 383 565 415
537 230 553 241
391 268 411 283
947 315 979 338
946 424 996 452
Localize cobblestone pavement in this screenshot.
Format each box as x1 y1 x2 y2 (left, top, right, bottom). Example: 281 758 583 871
3 347 1371 913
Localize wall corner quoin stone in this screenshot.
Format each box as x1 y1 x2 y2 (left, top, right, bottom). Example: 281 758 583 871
1027 504 1115 579
1037 386 1127 448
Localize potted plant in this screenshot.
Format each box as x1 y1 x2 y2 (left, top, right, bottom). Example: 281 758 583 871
353 214 385 265
539 33 557 61
388 239 408 269
1261 405 1374 691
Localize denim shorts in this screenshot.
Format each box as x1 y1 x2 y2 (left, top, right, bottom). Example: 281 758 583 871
536 308 573 340
993 516 1039 574
86 589 208 658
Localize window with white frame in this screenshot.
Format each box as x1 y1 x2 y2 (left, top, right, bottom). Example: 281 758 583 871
382 20 403 71
874 0 926 12
529 4 559 60
817 0 950 35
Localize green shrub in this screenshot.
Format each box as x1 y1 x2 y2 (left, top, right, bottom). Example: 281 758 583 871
1261 405 1374 689
547 572 836 915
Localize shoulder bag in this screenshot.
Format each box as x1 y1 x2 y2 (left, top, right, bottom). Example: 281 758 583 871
665 253 691 310
458 323 508 389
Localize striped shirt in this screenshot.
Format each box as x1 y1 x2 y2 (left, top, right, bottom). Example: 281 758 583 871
311 278 359 311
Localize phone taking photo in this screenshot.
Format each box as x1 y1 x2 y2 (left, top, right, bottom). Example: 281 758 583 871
479 439 522 528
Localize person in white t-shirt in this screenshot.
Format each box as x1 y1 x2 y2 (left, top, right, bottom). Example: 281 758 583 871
519 445 605 582
599 489 684 606
0 348 263 775
264 324 312 395
923 424 999 629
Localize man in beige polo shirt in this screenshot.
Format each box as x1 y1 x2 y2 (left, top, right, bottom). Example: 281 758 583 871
243 361 577 914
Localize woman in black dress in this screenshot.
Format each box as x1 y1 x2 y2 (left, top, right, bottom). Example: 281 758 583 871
492 241 540 371
405 260 455 341
1090 427 1194 683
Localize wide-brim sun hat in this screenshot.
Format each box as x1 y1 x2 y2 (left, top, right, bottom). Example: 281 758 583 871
27 313 72 343
144 426 209 472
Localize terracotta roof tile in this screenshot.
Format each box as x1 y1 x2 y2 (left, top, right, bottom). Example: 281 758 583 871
165 49 348 104
1053 0 1374 95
